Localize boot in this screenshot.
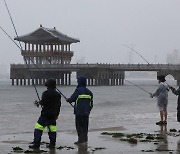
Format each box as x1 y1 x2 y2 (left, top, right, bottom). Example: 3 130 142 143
46 143 55 149
29 144 40 149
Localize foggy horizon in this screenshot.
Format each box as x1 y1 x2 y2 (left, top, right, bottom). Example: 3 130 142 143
1 0 180 69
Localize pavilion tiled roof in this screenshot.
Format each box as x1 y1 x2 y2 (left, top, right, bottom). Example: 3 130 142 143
14 25 80 44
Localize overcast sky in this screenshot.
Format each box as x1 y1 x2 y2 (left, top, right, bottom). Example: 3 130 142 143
1 0 180 68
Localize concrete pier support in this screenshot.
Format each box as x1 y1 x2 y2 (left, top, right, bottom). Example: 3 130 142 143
12 79 14 85
10 75 72 86
68 73 71 85
10 63 127 86
16 79 19 86
28 79 30 85
76 69 125 86
24 79 26 85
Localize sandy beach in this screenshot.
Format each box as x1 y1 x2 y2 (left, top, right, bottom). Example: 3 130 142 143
1 119 180 154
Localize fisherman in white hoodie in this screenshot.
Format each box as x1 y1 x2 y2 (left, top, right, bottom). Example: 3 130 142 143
150 75 169 125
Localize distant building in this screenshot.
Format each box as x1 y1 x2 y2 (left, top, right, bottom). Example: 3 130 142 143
166 49 180 64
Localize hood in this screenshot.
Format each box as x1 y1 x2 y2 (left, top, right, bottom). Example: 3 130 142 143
45 78 56 88
77 76 86 87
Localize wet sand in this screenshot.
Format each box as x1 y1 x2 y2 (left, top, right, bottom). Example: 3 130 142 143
1 120 180 154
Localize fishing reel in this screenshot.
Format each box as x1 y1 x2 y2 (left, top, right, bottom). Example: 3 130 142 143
34 100 40 107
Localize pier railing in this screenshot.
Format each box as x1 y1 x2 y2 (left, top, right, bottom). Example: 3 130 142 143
10 63 180 71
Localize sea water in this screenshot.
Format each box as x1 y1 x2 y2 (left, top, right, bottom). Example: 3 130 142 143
0 78 178 137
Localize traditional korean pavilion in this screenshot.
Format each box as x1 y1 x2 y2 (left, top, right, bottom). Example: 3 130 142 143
10 25 80 85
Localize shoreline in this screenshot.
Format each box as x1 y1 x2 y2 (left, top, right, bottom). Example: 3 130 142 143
1 121 180 154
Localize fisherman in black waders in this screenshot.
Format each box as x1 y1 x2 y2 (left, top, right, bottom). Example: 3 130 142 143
29 79 61 149
66 76 93 145
169 86 180 122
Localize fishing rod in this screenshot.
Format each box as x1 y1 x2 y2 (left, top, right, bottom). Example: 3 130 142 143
0 25 74 107
121 43 170 86
3 0 22 49
0 26 21 49
115 43 152 94
121 43 154 69
125 79 151 94
3 0 41 101
2 0 74 108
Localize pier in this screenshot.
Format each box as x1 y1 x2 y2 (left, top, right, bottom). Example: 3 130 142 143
10 26 180 86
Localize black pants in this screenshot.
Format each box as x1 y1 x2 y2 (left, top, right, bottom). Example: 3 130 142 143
34 115 56 147
75 115 89 143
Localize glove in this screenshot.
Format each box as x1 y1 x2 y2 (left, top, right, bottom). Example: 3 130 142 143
149 93 153 98
170 86 175 90
34 100 40 107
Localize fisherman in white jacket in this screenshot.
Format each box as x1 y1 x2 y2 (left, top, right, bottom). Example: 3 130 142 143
150 75 169 125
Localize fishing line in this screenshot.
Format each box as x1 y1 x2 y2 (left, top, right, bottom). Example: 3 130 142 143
121 43 170 88
0 26 21 49
2 0 72 106
120 43 156 94
3 0 41 101
0 23 152 96
125 79 151 94
0 25 72 106
120 43 154 69
3 0 22 49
